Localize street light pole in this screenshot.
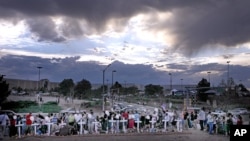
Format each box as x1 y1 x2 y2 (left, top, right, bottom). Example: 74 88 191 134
227 61 230 87
207 71 211 83
169 73 172 90
111 70 116 108
112 70 116 87
124 80 127 95
227 61 230 94
180 78 183 94
102 63 111 111
37 66 42 91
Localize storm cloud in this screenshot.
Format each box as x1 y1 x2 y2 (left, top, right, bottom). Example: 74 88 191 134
1 0 250 57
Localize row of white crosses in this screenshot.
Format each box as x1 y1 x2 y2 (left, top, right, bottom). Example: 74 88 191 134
15 121 44 138
77 118 101 135
15 120 69 138
108 117 158 133
15 115 174 138
108 116 129 134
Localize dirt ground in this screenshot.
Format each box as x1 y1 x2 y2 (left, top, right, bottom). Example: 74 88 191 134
3 129 229 141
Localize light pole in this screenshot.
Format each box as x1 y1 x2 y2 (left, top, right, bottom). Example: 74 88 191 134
112 70 116 87
169 73 172 90
37 66 42 91
111 70 116 107
227 61 230 88
207 71 211 83
180 78 183 94
102 63 111 111
124 80 127 95
106 79 109 93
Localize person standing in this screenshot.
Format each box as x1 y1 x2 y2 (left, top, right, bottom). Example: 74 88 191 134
183 109 189 130
198 107 206 131
9 115 17 138
25 113 32 135
206 112 214 134
0 112 10 139
236 115 243 125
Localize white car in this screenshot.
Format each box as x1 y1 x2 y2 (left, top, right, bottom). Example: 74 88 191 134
60 107 85 114
228 108 248 115
211 109 227 117
0 110 17 117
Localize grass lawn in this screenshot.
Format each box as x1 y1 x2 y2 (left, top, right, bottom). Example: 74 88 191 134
1 101 61 113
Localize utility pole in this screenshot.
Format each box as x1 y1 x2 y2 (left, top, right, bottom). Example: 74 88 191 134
102 63 111 111
37 66 42 91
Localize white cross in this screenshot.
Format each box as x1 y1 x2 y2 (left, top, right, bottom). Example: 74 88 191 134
135 119 142 133
93 121 100 134
31 123 40 135
15 121 23 138
119 118 127 133
175 119 183 132
45 122 54 135
115 120 120 133
149 119 157 130
162 119 168 132
78 119 86 135
109 117 116 134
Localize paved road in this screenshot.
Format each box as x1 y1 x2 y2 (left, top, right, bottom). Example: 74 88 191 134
3 128 229 141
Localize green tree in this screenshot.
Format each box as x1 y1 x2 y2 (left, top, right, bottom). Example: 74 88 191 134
75 79 92 99
111 81 122 93
59 79 75 96
238 84 249 92
124 86 139 95
144 84 163 95
197 78 210 101
0 75 10 106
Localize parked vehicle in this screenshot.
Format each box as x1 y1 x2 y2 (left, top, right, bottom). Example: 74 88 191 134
60 107 85 114
211 109 227 117
0 110 17 117
228 108 248 115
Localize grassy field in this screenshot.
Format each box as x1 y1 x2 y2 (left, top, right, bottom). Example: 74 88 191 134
1 101 61 113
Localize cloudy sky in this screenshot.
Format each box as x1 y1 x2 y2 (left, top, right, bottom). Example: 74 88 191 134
0 0 250 88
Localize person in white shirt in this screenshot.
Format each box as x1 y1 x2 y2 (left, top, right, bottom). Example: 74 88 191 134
206 112 214 134
0 113 10 138
74 112 82 132
198 107 206 130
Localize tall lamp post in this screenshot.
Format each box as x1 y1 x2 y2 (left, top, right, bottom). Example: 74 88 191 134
37 66 42 91
227 61 230 87
207 71 211 84
227 61 230 94
102 63 111 111
169 73 172 90
180 78 183 94
112 70 116 87
111 70 116 107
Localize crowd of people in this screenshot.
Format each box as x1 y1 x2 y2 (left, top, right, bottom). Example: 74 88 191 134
0 106 248 139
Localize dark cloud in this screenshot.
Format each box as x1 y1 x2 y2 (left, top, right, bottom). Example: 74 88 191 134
26 17 65 42
168 0 250 56
1 0 250 56
0 0 204 41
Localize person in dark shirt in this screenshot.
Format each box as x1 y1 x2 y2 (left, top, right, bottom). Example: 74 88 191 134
236 115 243 125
